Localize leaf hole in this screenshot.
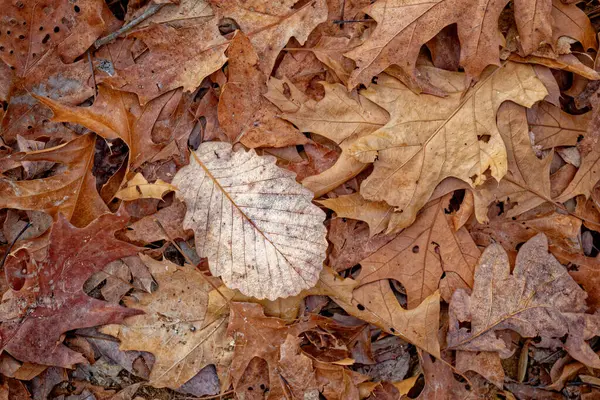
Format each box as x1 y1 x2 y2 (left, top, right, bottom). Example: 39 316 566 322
477 134 491 143
357 303 365 311
74 5 80 12
42 34 50 44
412 245 419 253
53 26 60 33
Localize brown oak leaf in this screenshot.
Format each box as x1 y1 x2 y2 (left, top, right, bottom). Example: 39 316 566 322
447 233 600 368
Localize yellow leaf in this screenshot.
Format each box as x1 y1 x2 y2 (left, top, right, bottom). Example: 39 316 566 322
115 173 176 201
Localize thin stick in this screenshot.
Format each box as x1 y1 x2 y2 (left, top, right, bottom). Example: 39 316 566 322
0 222 32 270
332 19 375 24
87 50 97 101
94 2 166 48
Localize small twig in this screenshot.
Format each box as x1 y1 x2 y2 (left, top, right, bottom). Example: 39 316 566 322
94 2 166 48
0 222 32 270
332 19 375 24
87 50 97 101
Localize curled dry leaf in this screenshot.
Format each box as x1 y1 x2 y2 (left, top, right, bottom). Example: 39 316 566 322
473 102 552 223
100 255 232 389
0 212 141 368
447 234 600 368
318 193 393 236
0 134 108 227
271 80 388 197
114 173 176 201
172 141 328 300
349 62 547 231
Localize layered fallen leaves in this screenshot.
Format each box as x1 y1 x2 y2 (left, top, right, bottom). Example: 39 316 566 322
2 0 600 398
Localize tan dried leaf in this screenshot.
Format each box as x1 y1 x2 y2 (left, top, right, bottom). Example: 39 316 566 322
100 255 232 389
473 102 552 223
105 21 228 105
447 234 600 368
208 0 327 76
0 134 108 227
317 193 393 236
272 81 388 196
115 173 176 201
357 193 480 308
217 32 307 147
527 101 592 150
343 0 557 89
514 0 553 55
172 142 328 300
349 62 547 231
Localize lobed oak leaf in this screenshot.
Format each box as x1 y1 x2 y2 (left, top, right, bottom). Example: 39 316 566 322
0 133 108 227
0 212 141 368
344 0 596 90
217 32 307 147
271 81 388 197
100 255 232 389
447 233 600 368
104 21 228 105
349 62 547 231
208 0 328 77
172 141 328 300
309 269 441 357
227 302 317 399
35 85 197 172
355 192 480 308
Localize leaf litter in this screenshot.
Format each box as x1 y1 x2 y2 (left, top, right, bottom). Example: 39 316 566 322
2 0 600 398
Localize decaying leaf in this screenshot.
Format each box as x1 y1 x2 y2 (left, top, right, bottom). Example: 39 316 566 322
208 0 328 77
0 134 108 227
104 20 228 105
227 302 317 399
447 234 600 368
217 32 307 147
349 62 547 231
0 212 141 368
100 255 232 389
172 142 328 300
114 173 176 201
